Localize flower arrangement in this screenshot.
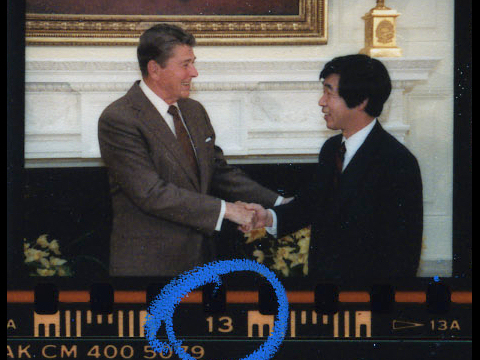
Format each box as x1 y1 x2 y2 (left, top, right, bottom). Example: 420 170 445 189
244 227 311 277
23 234 73 277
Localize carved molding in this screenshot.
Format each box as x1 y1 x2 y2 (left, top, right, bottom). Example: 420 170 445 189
26 57 440 74
25 58 441 164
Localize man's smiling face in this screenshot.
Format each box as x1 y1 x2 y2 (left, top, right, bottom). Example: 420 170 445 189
318 73 362 138
150 44 198 105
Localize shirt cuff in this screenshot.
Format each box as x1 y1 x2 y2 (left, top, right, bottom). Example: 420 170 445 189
215 200 226 232
265 209 278 237
274 196 284 207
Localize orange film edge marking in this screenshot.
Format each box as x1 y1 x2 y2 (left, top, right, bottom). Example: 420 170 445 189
179 291 203 303
227 291 259 303
395 291 426 303
339 291 371 303
6 290 473 305
114 291 146 304
451 291 472 304
287 291 315 303
7 291 35 303
59 291 90 303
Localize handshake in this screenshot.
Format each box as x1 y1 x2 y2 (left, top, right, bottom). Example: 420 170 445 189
224 198 294 233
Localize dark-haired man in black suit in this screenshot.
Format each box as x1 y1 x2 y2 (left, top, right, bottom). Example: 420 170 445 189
243 54 424 280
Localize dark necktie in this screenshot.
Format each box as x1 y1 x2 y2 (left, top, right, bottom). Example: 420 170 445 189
168 105 199 178
333 141 346 189
336 141 346 174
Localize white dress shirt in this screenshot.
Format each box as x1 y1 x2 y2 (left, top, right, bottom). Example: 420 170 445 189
139 80 181 138
341 119 377 171
267 119 377 236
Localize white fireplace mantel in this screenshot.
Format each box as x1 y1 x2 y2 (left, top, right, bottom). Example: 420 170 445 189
25 58 441 167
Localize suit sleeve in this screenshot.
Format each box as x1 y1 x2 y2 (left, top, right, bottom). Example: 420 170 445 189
98 106 223 235
377 151 424 277
199 105 280 208
274 138 337 237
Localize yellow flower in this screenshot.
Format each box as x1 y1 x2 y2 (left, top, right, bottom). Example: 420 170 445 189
40 258 51 269
298 253 308 265
57 267 68 277
37 268 56 277
272 257 290 276
272 257 287 269
296 227 311 238
24 248 49 263
276 246 295 259
287 253 299 263
286 253 308 268
303 263 309 276
278 235 294 244
48 240 61 256
253 250 265 264
245 228 267 244
36 234 50 248
298 238 310 255
50 257 68 267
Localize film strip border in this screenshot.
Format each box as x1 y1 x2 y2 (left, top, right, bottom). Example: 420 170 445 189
8 283 472 343
7 283 472 315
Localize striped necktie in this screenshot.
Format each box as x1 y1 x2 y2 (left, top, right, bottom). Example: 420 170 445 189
168 105 199 178
336 141 346 174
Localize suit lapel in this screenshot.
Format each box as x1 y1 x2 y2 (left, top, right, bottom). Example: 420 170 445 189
334 122 385 211
128 83 201 190
178 100 209 193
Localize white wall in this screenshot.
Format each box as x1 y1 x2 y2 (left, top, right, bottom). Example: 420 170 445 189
25 0 455 276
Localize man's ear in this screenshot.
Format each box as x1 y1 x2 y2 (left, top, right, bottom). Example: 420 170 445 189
357 98 369 112
147 60 160 79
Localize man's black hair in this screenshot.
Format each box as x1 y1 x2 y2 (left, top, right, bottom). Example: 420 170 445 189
320 54 392 118
137 23 196 78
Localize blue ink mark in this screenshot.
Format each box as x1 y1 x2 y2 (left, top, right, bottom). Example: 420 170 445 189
145 259 289 360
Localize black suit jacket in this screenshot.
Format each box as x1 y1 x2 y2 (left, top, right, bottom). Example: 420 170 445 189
275 122 423 280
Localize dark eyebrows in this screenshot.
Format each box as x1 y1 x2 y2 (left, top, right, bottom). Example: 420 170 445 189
322 81 335 92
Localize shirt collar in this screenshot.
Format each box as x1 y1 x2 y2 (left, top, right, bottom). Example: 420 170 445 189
342 119 376 154
139 80 178 118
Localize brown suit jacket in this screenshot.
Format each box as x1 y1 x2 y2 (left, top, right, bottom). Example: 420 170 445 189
98 82 279 276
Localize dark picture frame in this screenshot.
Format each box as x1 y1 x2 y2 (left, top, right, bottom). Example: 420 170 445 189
25 0 328 45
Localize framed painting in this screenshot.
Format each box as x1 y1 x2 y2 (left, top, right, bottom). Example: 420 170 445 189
25 0 328 45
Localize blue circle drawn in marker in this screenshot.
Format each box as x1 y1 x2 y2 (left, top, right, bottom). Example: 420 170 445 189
145 259 289 360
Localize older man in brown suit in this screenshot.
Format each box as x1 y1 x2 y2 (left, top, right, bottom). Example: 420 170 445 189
98 24 285 276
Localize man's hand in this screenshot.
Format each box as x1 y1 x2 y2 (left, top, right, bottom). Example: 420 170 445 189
224 202 256 230
235 202 273 233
